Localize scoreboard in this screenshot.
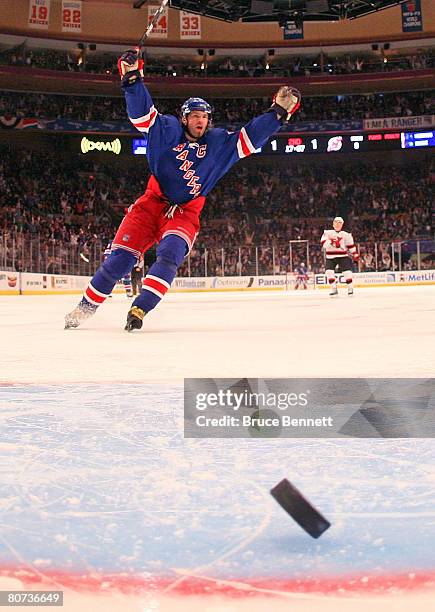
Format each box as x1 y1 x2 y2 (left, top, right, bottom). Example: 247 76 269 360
130 131 434 157
72 132 434 157
401 131 435 149
264 131 434 155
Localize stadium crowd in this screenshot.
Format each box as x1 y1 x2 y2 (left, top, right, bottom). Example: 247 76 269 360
0 147 432 276
0 89 432 124
2 45 433 78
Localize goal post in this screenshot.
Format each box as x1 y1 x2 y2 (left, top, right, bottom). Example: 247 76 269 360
286 240 313 290
288 240 310 272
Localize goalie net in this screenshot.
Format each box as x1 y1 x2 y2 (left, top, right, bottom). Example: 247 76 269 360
285 240 312 289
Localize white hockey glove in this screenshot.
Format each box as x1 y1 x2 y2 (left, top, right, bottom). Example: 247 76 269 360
117 49 144 87
270 86 301 121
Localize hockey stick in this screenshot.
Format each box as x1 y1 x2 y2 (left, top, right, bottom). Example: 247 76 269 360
138 0 169 55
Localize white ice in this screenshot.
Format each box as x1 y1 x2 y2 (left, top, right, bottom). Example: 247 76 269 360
0 286 434 612
1 285 434 383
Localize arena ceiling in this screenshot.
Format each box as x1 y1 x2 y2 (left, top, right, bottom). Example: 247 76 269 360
130 1 409 24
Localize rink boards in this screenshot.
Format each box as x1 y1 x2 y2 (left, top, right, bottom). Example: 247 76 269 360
1 269 435 295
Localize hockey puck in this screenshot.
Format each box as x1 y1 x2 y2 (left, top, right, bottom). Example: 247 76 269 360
270 478 331 539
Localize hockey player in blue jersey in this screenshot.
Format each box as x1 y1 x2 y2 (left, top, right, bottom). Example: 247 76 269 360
65 49 301 331
103 241 133 298
294 262 309 290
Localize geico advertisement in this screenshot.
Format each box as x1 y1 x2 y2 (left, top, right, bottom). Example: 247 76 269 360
316 272 389 285
316 270 435 285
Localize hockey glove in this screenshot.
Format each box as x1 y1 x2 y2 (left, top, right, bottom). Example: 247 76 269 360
270 86 301 121
117 49 144 87
351 252 360 262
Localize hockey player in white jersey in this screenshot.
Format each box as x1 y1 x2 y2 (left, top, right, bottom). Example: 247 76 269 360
320 217 359 296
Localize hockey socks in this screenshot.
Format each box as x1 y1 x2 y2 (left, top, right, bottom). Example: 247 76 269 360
82 249 137 308
132 234 187 314
122 274 133 297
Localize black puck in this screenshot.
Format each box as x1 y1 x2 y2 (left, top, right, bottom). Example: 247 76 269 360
270 478 331 539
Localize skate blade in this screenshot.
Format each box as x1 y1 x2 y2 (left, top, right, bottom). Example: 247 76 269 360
124 323 142 332
64 317 79 329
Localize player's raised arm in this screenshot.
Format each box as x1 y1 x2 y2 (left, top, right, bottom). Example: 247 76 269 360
117 49 178 140
223 86 301 162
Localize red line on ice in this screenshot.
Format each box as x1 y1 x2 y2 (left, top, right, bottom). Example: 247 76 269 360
1 566 434 597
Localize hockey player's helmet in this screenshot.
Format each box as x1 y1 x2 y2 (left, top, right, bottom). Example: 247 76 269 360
181 97 212 119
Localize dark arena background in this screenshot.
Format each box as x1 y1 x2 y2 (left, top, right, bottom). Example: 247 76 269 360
0 1 434 611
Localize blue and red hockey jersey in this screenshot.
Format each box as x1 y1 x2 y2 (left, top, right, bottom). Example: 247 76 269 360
124 80 282 204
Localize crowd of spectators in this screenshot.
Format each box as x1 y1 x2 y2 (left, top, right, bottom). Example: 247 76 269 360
0 89 432 125
1 44 433 78
0 146 432 275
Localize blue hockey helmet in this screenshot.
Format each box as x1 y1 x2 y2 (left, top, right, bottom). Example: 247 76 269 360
181 97 212 119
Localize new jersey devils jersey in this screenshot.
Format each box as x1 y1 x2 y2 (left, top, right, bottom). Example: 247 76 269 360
124 80 281 204
321 230 356 259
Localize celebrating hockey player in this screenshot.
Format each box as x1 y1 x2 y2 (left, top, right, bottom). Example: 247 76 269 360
320 217 359 296
104 240 133 298
65 49 301 331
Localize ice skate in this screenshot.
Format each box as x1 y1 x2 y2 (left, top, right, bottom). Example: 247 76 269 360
64 302 97 329
329 286 338 296
347 285 354 296
125 306 146 331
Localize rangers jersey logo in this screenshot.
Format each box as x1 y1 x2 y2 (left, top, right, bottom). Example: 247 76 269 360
174 144 207 195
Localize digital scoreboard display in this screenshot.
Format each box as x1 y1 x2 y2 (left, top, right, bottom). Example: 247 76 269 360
126 131 433 157
264 132 410 155
132 137 148 155
401 131 435 149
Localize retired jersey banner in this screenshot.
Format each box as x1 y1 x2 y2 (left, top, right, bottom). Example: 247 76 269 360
62 1 82 33
147 4 168 38
28 0 51 29
180 11 201 39
401 0 423 32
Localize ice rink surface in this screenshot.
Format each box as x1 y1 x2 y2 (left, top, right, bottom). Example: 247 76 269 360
1 286 434 611
1 285 434 382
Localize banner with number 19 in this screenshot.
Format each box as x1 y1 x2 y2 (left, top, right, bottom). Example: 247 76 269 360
28 0 51 30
